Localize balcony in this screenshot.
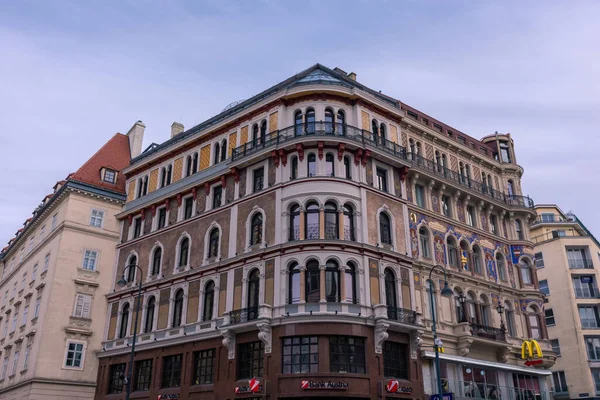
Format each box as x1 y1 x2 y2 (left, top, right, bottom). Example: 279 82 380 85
386 306 419 325
575 287 600 299
228 307 259 325
569 259 594 269
470 323 507 342
532 214 571 225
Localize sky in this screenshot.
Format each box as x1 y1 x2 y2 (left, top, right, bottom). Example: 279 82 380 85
1 0 599 244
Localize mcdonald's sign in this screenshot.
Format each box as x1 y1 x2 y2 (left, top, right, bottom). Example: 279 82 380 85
521 340 543 360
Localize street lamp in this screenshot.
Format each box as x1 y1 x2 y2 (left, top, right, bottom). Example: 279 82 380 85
458 291 467 323
117 264 143 400
426 265 453 400
496 300 506 331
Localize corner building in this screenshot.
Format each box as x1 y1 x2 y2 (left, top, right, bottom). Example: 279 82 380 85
96 64 551 400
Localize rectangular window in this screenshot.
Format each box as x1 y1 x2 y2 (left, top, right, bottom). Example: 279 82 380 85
592 369 600 393
541 213 555 222
383 341 408 379
132 217 142 239
193 349 216 385
134 359 153 391
103 169 116 183
490 215 498 234
329 336 365 374
500 142 512 163
83 250 98 271
539 279 549 295
457 136 466 145
64 342 85 368
238 341 264 379
157 207 167 229
73 293 92 319
51 213 58 230
108 363 126 394
21 305 28 326
34 297 41 319
407 110 418 119
567 247 592 269
586 336 600 360
282 336 318 374
433 123 443 133
573 276 598 298
1 357 7 380
376 168 388 192
21 272 27 290
422 117 429 126
183 197 194 220
39 225 46 240
579 306 600 329
44 252 51 271
545 309 555 326
162 354 182 388
212 186 222 209
552 371 568 393
253 167 264 193
28 236 34 253
10 351 19 376
23 344 31 370
90 209 104 227
551 339 561 356
534 252 544 268
11 310 18 332
415 184 425 208
467 206 476 227
441 195 451 217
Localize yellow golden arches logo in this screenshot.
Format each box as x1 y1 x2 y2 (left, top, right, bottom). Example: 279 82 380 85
521 340 543 359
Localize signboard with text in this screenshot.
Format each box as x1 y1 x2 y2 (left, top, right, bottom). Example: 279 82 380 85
301 380 349 390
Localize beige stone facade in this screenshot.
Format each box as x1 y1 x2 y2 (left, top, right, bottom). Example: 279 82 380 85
532 205 600 399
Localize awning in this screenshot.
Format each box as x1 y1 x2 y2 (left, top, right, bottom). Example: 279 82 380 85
422 351 552 376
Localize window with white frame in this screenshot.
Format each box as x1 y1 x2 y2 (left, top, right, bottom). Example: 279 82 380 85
64 341 85 368
183 196 194 220
21 305 28 326
552 371 568 393
212 186 223 209
28 236 34 253
33 297 40 319
551 339 561 356
103 168 117 184
466 205 476 227
23 344 31 370
1 356 8 379
51 213 58 230
83 250 98 271
39 224 46 240
415 184 425 208
43 253 50 272
21 272 27 290
132 216 142 239
90 209 104 227
73 293 92 319
376 167 388 192
157 206 167 230
10 350 18 376
11 310 18 332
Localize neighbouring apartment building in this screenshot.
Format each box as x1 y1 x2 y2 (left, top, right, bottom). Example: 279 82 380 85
0 127 137 399
95 64 554 400
532 205 600 399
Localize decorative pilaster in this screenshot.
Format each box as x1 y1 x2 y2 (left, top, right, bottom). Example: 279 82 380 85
319 265 326 303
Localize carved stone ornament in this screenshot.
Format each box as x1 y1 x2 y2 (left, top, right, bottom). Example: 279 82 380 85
374 322 389 354
410 329 424 359
497 346 511 363
221 330 236 359
257 323 272 354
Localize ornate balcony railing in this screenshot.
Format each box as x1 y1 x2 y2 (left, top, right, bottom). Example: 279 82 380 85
305 223 320 240
231 121 534 209
324 225 338 240
470 323 506 341
343 226 355 241
229 307 259 325
387 306 418 325
288 226 300 241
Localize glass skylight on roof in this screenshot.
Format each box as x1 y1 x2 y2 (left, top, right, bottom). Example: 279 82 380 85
296 70 344 84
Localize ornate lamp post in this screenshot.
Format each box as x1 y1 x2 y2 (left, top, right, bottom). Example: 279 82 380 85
496 300 506 331
117 264 144 400
427 265 454 400
458 291 467 323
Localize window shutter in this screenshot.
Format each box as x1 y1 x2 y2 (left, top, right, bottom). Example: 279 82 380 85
82 295 91 318
74 294 84 317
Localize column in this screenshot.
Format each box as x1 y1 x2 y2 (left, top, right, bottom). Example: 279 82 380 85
299 266 306 303
319 265 326 303
299 208 305 240
319 207 325 239
339 265 347 303
453 191 461 220
426 180 435 210
338 208 345 240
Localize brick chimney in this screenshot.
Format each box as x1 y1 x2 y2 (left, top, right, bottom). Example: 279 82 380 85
347 72 357 81
171 122 184 138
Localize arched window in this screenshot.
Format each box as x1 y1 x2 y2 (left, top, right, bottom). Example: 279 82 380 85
345 263 357 303
343 156 351 179
137 178 144 198
192 152 198 174
289 204 300 241
220 139 227 161
520 259 533 285
416 142 422 156
247 270 260 320
459 162 465 183
208 228 219 259
409 139 416 158
305 108 315 134
466 292 477 323
291 156 298 180
144 297 155 333
447 237 459 268
119 303 129 338
515 219 524 240
528 305 542 339
473 246 483 274
343 203 355 241
441 154 448 174
126 255 137 283
455 289 466 323
324 202 338 240
161 167 167 187
178 238 189 267
305 260 320 303
294 111 303 136
172 289 184 327
372 119 379 140
186 155 193 177
151 247 162 276
325 108 334 134
380 213 392 245
336 110 346 135
166 165 172 185
250 213 263 246
479 295 491 326
496 253 507 281
252 123 259 145
385 269 398 318
325 153 335 177
465 165 471 186
507 180 514 196
142 176 148 196
260 120 267 145
380 123 386 143
325 260 340 302
288 262 301 304
435 151 442 173
307 153 316 177
213 142 221 165
305 202 320 239
505 301 516 336
487 174 493 190
203 281 215 321
419 227 431 258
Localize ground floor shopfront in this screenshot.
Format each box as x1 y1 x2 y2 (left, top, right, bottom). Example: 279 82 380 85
422 352 553 400
95 321 423 400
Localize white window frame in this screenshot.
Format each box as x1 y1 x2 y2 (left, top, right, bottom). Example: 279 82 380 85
33 297 41 319
10 350 19 376
39 224 46 240
250 160 268 194
154 206 169 231
89 209 105 228
207 183 225 211
82 249 99 271
51 213 58 230
1 356 8 380
43 253 50 272
203 222 223 263
73 293 92 319
63 340 86 370
23 344 31 371
28 236 35 253
21 305 28 326
372 161 394 195
179 195 196 222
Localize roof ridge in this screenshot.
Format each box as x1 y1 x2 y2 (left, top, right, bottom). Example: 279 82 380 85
71 133 128 181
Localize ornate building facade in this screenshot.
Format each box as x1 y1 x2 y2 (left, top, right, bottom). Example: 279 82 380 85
95 64 553 400
0 129 135 399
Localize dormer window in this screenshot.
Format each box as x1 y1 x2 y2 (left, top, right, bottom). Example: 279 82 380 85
102 168 117 184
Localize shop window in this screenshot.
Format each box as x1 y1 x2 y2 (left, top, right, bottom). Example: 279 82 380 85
383 341 408 379
329 336 365 374
238 341 264 379
282 336 318 374
161 354 182 388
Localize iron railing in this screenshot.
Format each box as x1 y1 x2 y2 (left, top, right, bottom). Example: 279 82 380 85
343 226 355 241
569 259 594 269
470 323 507 341
305 223 320 240
288 226 300 241
229 307 259 325
231 121 534 209
324 225 338 240
532 214 571 224
387 306 418 325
